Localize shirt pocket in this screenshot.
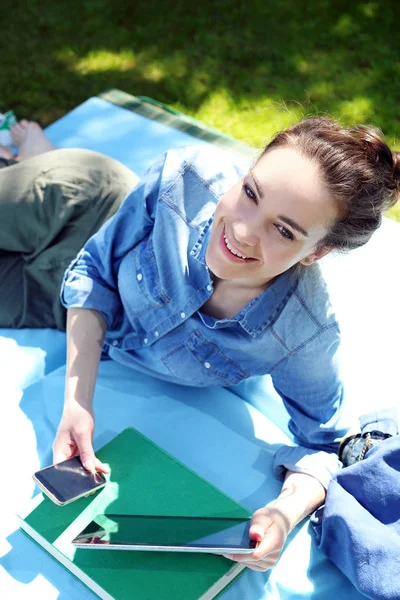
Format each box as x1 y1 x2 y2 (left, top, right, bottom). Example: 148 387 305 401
120 236 170 317
161 329 249 387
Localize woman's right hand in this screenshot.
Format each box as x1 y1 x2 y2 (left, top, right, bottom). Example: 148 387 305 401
53 400 110 474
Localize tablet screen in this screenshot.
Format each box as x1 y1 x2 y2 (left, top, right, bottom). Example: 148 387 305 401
72 514 255 551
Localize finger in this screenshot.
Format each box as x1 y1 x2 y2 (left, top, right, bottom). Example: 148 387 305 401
53 448 71 464
249 522 266 543
248 511 275 549
94 457 111 474
223 548 280 563
222 553 255 562
74 432 97 473
224 555 276 570
251 535 282 561
249 517 285 560
53 435 76 464
240 560 276 572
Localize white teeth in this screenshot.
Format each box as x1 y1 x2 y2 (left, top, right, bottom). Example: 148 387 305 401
224 235 250 259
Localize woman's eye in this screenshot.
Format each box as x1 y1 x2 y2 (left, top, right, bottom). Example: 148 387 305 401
275 224 294 241
243 183 257 203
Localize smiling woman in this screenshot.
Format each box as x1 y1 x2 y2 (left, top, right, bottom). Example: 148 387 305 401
204 117 399 322
1 115 399 574
206 145 337 296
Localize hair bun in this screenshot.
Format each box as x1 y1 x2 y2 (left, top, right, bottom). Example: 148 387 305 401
393 152 400 190
350 126 392 166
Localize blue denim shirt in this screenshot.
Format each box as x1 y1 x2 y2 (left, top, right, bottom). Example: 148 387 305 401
61 145 348 487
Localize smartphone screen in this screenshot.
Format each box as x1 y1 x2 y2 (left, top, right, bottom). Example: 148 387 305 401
33 456 106 505
72 514 256 553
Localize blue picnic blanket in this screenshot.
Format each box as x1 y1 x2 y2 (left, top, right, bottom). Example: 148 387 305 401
1 94 399 600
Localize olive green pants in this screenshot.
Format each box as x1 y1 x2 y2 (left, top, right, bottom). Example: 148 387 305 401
0 148 138 330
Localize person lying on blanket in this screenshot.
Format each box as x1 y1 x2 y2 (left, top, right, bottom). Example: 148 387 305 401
1 117 399 572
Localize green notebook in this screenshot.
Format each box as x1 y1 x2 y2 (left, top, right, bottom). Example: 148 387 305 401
18 428 252 600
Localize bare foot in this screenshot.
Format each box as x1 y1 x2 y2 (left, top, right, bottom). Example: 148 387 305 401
10 120 55 160
0 144 16 160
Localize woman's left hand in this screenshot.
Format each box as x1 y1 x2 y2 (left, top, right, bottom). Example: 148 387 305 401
223 470 326 572
223 504 290 571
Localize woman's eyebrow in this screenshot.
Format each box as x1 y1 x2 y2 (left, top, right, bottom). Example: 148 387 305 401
278 216 309 237
249 169 264 198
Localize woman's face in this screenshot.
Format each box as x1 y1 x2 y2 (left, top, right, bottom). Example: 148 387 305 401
206 146 339 289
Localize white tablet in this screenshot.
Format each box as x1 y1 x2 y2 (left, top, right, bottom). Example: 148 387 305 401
72 514 256 554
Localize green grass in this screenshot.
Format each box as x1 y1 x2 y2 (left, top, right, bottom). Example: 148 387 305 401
1 0 399 220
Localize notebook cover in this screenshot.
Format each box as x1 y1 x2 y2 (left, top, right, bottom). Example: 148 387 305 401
18 428 251 600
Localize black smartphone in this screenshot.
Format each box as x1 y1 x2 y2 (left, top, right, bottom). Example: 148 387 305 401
72 514 257 554
33 456 107 506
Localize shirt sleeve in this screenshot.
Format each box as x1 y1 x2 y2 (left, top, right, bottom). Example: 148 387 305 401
270 325 350 489
60 151 167 328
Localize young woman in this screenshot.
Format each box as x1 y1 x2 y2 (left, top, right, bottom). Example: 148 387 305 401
1 117 399 571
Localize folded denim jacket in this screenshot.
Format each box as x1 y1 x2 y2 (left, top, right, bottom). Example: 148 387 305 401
311 408 400 600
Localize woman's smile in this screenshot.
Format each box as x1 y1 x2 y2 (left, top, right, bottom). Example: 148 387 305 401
219 225 257 263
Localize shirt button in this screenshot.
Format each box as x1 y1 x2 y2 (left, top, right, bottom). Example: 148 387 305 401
204 362 211 369
207 284 212 291
144 338 148 344
155 331 159 337
137 273 143 281
112 340 119 346
180 312 186 319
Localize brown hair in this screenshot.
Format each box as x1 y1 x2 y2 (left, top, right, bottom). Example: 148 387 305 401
260 117 400 251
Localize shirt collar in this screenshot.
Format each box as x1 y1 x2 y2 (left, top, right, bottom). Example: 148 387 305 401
236 268 299 337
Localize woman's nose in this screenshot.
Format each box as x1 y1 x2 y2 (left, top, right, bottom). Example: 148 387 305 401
231 221 258 247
